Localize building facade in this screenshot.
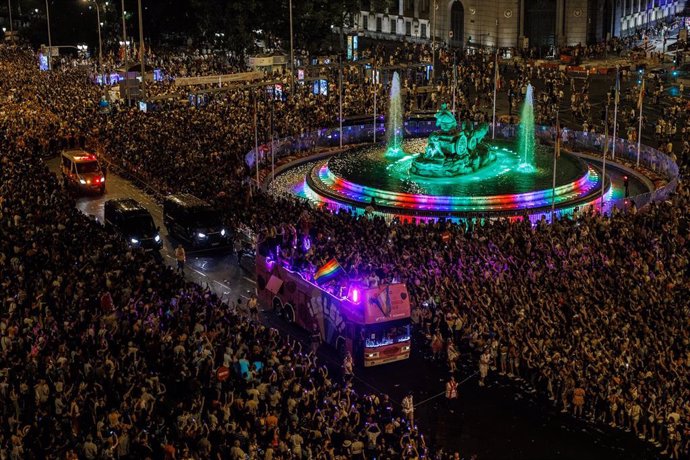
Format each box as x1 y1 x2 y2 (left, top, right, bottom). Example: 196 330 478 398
589 0 685 42
352 0 686 49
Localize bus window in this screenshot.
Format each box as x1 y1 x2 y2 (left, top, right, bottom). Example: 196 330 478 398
364 321 411 348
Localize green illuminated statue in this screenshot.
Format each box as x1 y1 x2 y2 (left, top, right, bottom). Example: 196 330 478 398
410 103 496 177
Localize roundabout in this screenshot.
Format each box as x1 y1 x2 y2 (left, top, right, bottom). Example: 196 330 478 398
268 81 664 221
267 81 673 221
305 140 608 216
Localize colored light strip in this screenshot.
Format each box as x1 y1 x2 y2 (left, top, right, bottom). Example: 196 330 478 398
310 162 602 213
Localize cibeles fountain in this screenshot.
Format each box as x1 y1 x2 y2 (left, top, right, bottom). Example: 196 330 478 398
409 103 495 177
271 72 636 220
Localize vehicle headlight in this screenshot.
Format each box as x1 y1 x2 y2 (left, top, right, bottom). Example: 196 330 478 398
221 229 226 236
197 232 207 239
154 234 161 242
79 179 86 184
130 238 139 244
366 352 380 359
402 346 410 352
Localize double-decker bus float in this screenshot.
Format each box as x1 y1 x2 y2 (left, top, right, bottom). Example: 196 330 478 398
255 253 411 367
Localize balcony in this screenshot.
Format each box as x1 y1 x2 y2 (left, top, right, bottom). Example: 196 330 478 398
353 11 431 43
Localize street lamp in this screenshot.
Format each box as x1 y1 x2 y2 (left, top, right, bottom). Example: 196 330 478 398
83 0 104 91
137 0 145 102
121 0 129 103
6 0 12 35
45 0 52 70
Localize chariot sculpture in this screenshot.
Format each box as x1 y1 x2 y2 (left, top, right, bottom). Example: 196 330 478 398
410 103 496 177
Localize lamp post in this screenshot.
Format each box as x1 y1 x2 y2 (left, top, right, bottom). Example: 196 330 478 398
95 2 103 81
120 0 127 61
121 0 129 103
431 0 437 82
84 0 104 92
289 0 295 93
137 0 145 102
45 0 52 70
7 0 12 34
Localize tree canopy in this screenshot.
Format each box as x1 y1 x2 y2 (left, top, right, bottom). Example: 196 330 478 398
18 0 385 54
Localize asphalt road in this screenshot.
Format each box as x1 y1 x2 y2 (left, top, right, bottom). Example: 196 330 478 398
46 157 257 304
46 156 665 459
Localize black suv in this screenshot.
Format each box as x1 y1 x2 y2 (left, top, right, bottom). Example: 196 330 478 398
163 194 229 248
104 199 162 251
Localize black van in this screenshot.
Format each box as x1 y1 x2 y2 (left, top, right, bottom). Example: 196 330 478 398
163 194 229 247
104 199 162 251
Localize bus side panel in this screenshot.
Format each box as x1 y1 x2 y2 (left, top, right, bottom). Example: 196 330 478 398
294 289 316 330
255 257 272 307
305 290 347 352
254 255 365 360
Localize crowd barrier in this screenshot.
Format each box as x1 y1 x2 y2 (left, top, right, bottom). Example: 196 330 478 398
251 118 680 223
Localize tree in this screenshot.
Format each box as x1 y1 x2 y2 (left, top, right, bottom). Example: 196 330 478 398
370 0 396 14
188 0 260 53
285 0 367 53
142 0 195 46
18 0 372 55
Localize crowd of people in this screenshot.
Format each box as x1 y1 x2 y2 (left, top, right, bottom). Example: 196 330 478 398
1 23 689 460
0 46 439 460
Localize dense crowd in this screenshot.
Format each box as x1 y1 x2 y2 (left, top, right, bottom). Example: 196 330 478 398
1 26 689 460
0 47 436 460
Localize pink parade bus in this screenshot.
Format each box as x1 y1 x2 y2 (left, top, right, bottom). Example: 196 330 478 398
256 255 411 367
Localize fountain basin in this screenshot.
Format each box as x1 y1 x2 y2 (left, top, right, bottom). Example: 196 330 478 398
304 139 608 216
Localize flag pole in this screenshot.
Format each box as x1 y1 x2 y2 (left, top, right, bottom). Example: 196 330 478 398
551 111 559 222
452 51 457 115
432 0 437 81
270 90 275 183
492 49 498 140
611 68 619 160
254 88 259 187
636 75 644 167
339 54 343 149
373 64 377 144
601 104 609 212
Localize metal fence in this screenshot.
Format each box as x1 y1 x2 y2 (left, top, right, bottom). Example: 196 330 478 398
253 118 680 223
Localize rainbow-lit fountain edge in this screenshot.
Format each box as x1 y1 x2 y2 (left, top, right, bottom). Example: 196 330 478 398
304 145 608 217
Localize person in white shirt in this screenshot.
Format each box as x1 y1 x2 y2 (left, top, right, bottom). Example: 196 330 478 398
402 393 414 427
479 349 491 387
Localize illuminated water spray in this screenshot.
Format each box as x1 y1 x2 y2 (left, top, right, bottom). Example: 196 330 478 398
385 72 404 158
517 84 536 172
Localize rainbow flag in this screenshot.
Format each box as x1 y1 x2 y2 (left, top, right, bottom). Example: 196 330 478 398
313 258 344 284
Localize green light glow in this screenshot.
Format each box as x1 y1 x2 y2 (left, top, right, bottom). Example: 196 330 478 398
385 72 404 158
517 84 536 169
328 139 588 197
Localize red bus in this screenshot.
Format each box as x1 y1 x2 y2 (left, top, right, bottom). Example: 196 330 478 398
256 255 411 367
